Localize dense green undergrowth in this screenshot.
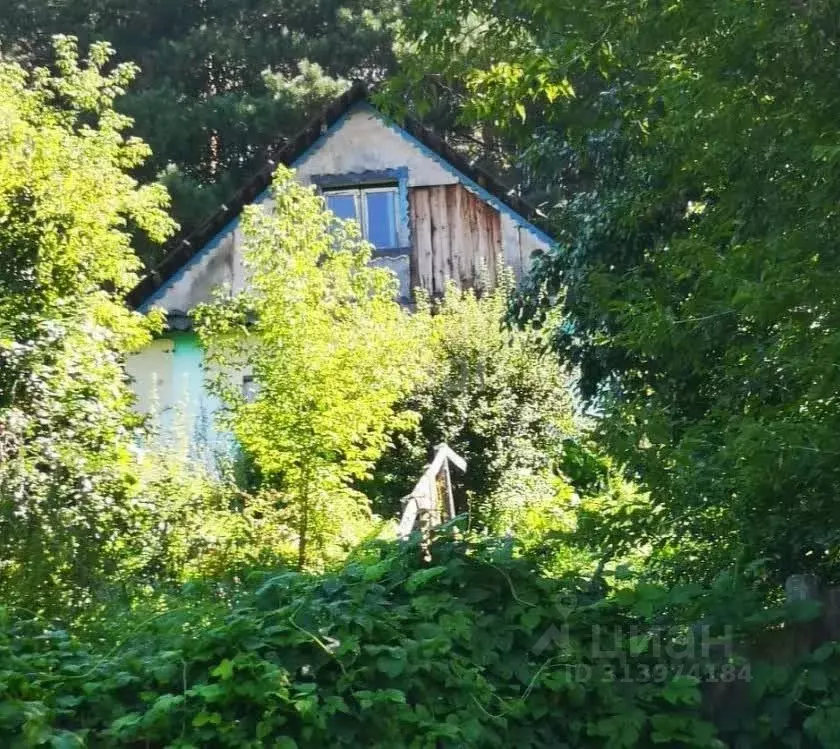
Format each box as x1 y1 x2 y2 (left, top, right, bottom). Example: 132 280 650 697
4 26 840 749
3 532 840 749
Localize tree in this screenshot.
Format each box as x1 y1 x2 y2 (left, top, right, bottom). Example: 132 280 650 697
195 167 428 569
364 276 577 528
397 0 840 581
0 0 403 262
0 37 175 614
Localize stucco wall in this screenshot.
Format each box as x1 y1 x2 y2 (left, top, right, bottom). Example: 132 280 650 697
146 229 244 314
293 110 456 188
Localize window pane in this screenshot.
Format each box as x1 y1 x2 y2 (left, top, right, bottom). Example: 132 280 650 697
325 193 357 221
365 191 397 249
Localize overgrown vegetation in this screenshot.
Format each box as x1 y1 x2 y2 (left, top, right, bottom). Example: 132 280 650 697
195 168 428 570
398 0 840 584
0 38 174 618
365 276 574 519
5 533 840 748
3 4 840 743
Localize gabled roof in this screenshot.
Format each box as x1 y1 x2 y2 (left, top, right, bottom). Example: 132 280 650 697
127 82 551 309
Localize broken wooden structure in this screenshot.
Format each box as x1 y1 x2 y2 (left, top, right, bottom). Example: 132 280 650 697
397 444 467 537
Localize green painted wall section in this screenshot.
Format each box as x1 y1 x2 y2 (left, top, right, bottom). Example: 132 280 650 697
158 331 228 461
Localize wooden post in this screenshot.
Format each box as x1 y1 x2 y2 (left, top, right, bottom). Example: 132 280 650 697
443 459 456 521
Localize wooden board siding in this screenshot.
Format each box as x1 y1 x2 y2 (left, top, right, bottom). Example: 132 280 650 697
409 184 503 297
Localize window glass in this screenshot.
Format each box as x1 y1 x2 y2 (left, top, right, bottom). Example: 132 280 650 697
365 191 397 249
242 375 258 403
325 193 357 221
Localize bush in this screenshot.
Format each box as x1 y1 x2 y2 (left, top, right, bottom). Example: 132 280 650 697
3 532 834 748
365 277 577 530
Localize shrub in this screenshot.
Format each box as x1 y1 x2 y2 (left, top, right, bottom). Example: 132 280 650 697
2 532 837 748
365 277 577 530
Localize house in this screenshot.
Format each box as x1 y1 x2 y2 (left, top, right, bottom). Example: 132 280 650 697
125 83 554 449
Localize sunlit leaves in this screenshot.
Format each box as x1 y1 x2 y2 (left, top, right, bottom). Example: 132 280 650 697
0 38 174 616
195 167 429 569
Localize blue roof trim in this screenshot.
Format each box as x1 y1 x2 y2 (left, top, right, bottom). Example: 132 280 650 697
356 103 555 247
138 189 269 313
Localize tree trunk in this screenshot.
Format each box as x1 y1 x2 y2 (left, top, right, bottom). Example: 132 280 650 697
297 472 311 570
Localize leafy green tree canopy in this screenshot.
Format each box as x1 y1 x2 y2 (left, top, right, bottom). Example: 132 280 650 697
397 0 840 580
0 0 403 258
195 167 428 569
0 37 174 614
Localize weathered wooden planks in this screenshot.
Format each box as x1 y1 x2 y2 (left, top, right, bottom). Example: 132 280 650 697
412 188 434 292
397 443 467 538
408 183 503 297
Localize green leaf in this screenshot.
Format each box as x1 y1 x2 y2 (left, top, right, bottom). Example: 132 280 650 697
650 713 717 744
211 658 235 681
148 693 185 715
812 643 837 662
376 654 407 678
806 668 829 692
661 676 701 706
405 566 447 593
192 711 222 727
588 709 646 748
192 683 226 702
49 731 85 749
109 713 142 734
627 634 650 655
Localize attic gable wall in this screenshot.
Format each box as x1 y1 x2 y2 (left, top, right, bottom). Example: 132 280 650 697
139 105 551 315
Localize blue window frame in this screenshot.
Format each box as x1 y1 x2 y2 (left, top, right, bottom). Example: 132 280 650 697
325 186 399 250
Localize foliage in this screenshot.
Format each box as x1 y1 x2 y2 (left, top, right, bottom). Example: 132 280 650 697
529 441 655 580
365 277 576 529
125 446 295 586
0 38 175 617
0 0 403 258
4 531 840 748
0 533 755 748
195 167 429 570
398 0 840 582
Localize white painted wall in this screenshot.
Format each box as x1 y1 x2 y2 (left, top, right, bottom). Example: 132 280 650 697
144 228 243 314
126 332 225 457
501 213 551 280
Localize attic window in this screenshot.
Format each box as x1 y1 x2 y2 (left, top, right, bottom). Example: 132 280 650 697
325 186 399 250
